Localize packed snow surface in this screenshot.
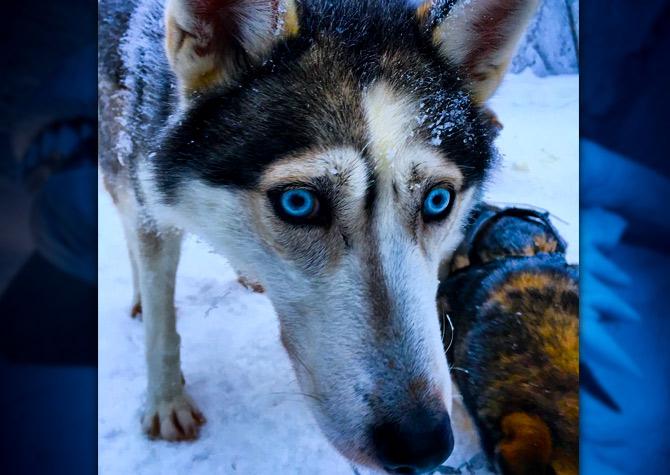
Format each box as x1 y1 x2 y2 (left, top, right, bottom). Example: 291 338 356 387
99 71 578 474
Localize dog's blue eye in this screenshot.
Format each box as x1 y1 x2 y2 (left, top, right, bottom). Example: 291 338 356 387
280 189 318 218
423 187 453 221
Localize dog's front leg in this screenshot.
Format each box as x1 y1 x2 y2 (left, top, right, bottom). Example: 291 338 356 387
135 226 205 441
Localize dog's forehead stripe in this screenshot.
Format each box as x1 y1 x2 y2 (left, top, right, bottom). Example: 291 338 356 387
363 82 418 172
362 82 466 188
362 81 415 217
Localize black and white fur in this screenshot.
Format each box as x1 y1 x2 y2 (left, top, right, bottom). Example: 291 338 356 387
99 0 538 472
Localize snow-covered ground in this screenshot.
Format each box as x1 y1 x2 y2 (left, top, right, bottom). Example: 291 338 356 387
98 71 578 475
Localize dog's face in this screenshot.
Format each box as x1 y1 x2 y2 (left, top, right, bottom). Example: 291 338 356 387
144 0 538 471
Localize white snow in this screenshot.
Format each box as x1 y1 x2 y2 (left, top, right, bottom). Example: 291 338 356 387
98 72 578 475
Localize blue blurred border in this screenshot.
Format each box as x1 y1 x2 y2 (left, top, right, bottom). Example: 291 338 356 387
0 1 96 474
580 1 670 473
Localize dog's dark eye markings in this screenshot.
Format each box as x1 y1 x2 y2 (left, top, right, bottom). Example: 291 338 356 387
422 186 454 223
268 187 331 226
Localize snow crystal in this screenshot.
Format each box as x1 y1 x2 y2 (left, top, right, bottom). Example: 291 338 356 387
416 89 474 148
274 1 288 37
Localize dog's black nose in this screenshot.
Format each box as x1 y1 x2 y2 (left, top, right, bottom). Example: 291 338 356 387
372 410 454 474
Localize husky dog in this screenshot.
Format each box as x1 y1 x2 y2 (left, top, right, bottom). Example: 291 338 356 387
99 0 538 472
438 205 578 475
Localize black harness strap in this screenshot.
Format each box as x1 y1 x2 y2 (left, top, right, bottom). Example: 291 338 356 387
466 206 568 267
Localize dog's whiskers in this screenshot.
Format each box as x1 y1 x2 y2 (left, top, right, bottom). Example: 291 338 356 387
269 391 325 404
442 312 455 354
450 366 470 375
293 347 317 381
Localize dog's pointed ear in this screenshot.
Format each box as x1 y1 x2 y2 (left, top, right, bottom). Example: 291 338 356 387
418 0 539 103
165 0 300 96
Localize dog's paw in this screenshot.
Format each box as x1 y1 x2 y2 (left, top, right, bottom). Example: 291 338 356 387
142 393 206 441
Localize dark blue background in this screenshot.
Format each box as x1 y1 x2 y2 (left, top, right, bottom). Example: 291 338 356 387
0 1 668 473
0 1 96 474
580 0 670 473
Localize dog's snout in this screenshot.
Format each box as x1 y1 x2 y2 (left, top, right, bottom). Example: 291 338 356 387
372 409 454 474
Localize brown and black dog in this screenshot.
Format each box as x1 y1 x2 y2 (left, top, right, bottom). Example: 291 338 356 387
438 205 578 475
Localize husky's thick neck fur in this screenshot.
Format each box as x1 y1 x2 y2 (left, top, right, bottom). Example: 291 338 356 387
99 0 538 471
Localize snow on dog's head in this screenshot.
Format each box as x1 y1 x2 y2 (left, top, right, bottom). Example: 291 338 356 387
144 0 538 471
